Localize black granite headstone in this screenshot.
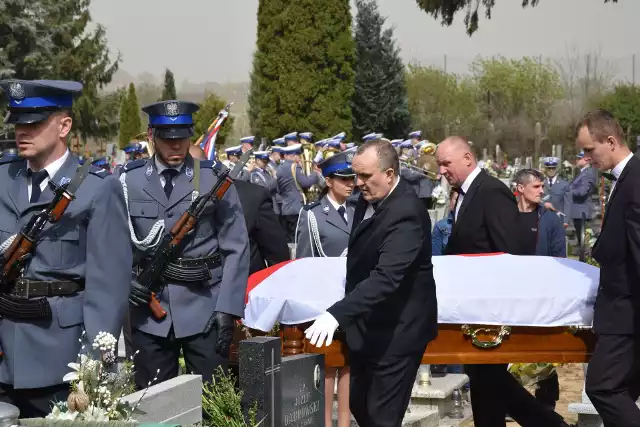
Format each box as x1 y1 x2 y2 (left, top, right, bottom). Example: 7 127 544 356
280 353 325 427
239 337 282 427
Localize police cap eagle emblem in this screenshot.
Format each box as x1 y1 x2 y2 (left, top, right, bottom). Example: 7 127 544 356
165 102 179 117
9 82 25 100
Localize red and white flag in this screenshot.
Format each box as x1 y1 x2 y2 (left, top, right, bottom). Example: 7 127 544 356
242 255 599 332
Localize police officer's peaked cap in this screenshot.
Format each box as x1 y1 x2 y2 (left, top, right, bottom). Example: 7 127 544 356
544 157 560 167
253 150 270 160
272 137 286 147
142 100 200 140
124 142 143 154
299 132 313 141
317 151 355 178
0 79 83 124
92 157 108 167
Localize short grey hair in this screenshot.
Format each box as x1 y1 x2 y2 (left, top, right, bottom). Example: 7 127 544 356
514 168 544 186
355 139 399 175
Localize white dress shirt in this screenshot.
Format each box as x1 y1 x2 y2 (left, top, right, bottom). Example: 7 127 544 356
154 156 183 188
326 194 348 223
363 175 400 220
26 150 70 200
609 152 634 201
455 166 482 221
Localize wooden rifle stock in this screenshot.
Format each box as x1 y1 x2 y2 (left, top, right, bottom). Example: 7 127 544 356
1 236 34 287
149 292 166 320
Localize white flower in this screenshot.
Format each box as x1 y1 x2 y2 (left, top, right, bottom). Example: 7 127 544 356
46 406 79 421
81 405 110 422
92 332 118 352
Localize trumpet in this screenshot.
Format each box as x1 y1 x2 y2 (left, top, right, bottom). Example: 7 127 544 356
400 161 438 180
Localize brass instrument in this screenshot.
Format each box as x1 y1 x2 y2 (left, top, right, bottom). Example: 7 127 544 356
400 160 438 180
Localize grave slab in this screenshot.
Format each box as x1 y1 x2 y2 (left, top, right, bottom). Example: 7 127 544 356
239 337 282 427
281 353 325 427
408 373 469 419
122 374 202 425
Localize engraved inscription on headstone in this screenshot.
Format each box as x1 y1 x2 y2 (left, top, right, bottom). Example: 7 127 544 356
281 354 325 427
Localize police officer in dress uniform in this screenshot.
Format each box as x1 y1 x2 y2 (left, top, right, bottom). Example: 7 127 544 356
284 131 299 146
567 151 597 247
294 151 355 258
276 143 321 243
92 156 110 172
120 100 249 388
0 79 131 417
250 151 277 195
224 145 250 181
542 157 570 222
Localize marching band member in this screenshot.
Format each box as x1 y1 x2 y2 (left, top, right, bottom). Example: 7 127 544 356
251 150 277 196
294 151 355 427
224 145 250 181
332 132 347 151
299 132 313 145
240 135 255 153
276 143 321 242
408 130 422 145
284 131 299 146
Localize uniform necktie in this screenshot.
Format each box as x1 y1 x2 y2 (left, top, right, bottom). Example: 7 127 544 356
29 170 49 203
337 206 348 224
161 169 179 199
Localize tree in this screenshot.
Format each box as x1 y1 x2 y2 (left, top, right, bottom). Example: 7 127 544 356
159 68 177 101
0 0 120 141
248 0 355 141
192 91 235 148
599 84 640 151
352 0 411 140
415 0 618 36
118 83 142 148
406 64 483 141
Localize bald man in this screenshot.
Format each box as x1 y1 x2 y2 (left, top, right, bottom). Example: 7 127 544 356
437 137 571 427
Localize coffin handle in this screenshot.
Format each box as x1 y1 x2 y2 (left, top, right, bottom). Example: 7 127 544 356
461 325 512 349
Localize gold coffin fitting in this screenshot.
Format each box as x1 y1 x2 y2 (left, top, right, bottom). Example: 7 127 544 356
461 324 512 349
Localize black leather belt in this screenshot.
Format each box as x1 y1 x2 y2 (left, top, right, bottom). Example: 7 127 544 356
11 279 84 299
139 253 222 283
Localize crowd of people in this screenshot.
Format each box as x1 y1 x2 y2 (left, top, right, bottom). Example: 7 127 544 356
0 77 636 427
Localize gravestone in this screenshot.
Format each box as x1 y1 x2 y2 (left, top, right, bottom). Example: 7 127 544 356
281 354 324 427
240 337 325 427
239 337 282 427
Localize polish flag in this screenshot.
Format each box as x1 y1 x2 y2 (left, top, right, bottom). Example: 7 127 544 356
242 255 599 333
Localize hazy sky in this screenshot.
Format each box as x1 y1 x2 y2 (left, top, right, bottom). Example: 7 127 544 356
90 0 639 83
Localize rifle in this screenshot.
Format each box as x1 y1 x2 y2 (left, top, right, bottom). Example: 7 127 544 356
0 159 93 292
137 149 253 320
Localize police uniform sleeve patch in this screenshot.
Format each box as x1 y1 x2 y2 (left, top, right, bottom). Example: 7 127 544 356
303 201 321 211
89 165 112 178
123 159 146 172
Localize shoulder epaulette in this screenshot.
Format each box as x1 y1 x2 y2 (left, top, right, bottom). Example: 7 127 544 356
203 160 226 176
0 156 22 166
123 159 146 172
89 165 111 178
303 201 321 211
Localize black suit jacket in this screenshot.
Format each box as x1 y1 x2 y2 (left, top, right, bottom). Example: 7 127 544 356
592 155 640 335
327 178 437 358
445 170 522 256
234 180 290 275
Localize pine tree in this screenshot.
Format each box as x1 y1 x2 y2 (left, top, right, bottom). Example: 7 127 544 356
159 68 177 101
118 83 142 148
352 0 411 140
249 0 355 141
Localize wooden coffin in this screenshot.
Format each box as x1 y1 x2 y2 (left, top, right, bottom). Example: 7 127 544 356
278 323 596 368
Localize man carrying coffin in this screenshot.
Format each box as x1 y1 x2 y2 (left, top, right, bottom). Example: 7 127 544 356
437 136 571 427
577 110 640 427
305 138 437 427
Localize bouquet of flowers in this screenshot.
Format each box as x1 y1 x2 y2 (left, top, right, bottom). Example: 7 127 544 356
45 331 152 422
508 362 562 387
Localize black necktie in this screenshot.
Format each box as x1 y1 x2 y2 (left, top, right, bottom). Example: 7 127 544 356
455 187 465 196
161 169 179 199
337 206 348 224
29 170 49 203
602 172 617 182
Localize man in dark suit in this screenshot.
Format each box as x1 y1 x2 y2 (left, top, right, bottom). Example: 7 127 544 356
305 139 437 427
190 145 290 274
438 136 571 427
577 110 640 426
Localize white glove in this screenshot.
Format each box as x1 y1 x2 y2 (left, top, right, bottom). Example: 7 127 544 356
304 312 339 348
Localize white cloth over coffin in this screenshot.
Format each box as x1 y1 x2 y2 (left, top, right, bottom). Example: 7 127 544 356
243 255 599 332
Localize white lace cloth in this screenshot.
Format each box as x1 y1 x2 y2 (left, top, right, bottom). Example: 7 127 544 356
243 255 599 332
